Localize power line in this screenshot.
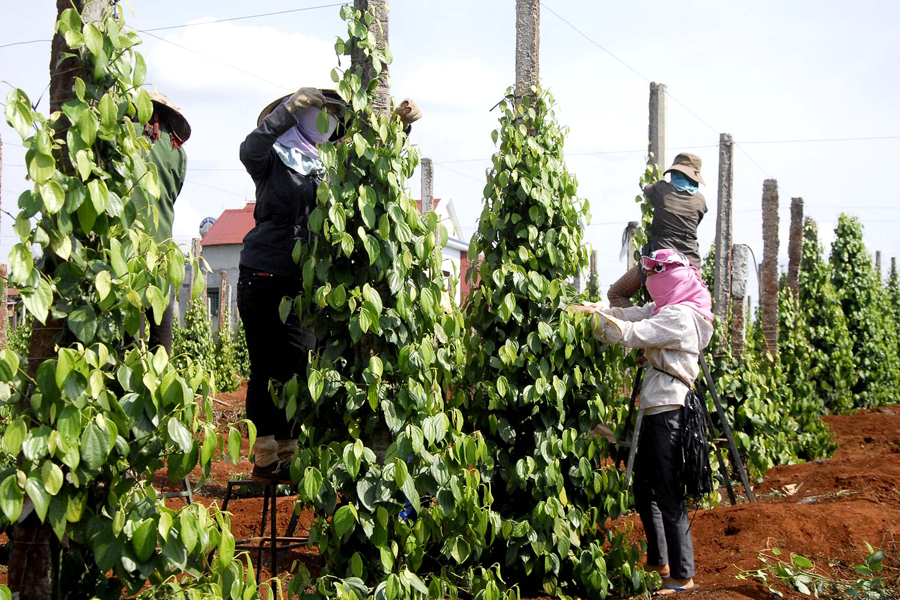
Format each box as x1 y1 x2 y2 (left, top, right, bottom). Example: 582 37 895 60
0 39 51 50
740 135 900 145
139 30 291 92
434 163 484 184
139 3 344 32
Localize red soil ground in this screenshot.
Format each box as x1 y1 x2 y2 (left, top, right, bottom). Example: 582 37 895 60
2 385 898 599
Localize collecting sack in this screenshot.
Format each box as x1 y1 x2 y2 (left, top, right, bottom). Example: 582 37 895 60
681 389 714 498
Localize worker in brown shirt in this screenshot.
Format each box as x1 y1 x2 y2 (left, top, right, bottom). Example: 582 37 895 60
608 153 708 308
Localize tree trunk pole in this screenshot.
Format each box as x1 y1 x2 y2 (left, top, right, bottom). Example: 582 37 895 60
352 0 390 116
218 271 227 330
648 83 667 171
786 197 803 300
515 0 540 99
712 133 734 326
731 244 750 358
421 157 434 213
761 179 780 359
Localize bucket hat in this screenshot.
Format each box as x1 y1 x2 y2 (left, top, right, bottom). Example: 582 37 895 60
664 152 705 186
149 92 191 143
257 89 347 132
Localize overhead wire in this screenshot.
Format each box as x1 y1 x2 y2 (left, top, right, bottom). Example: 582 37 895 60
138 4 344 32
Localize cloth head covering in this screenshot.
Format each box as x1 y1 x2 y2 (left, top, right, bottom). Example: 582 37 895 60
643 249 714 321
670 171 699 194
276 104 337 160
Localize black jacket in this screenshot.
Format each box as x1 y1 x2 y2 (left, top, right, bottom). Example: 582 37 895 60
644 180 707 268
239 103 318 279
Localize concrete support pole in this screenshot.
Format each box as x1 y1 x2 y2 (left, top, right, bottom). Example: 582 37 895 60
421 158 434 213
875 251 882 279
352 0 390 116
731 245 750 359
761 179 780 358
712 133 734 325
515 0 540 99
892 257 897 280
226 284 233 330
648 82 667 170
218 271 227 330
573 269 582 294
786 197 804 300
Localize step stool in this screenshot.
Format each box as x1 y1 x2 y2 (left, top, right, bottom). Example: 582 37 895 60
221 479 307 580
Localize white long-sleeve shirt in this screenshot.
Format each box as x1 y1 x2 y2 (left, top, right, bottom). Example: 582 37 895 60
591 303 713 415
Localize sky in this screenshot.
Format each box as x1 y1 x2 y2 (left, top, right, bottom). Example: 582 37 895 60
2 0 900 302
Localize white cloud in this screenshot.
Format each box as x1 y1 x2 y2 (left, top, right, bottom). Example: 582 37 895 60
393 58 507 109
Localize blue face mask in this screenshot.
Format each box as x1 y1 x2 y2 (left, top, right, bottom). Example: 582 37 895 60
670 171 699 194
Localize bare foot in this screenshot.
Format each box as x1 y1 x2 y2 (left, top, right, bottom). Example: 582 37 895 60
657 577 696 595
645 563 670 577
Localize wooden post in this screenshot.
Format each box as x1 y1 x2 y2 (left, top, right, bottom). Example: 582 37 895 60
421 157 434 213
218 271 227 330
712 133 734 325
515 0 540 99
352 0 390 115
731 244 750 358
761 179 780 358
0 265 7 350
786 197 804 300
648 83 667 170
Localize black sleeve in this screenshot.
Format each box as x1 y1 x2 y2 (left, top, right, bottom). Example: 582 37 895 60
239 103 298 179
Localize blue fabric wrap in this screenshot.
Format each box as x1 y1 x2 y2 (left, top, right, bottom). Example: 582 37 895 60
670 172 699 194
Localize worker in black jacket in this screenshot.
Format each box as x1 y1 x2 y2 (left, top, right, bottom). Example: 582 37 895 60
608 153 708 308
238 86 421 481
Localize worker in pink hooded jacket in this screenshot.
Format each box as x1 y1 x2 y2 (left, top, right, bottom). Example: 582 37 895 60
572 249 713 595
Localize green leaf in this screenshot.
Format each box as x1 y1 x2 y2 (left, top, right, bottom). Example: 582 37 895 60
83 23 103 56
136 88 153 125
9 244 33 285
39 181 65 214
218 530 235 568
95 270 112 301
146 285 166 324
77 109 98 147
25 476 50 522
191 260 205 300
98 93 116 129
132 518 157 563
3 418 27 455
168 248 185 290
228 427 241 464
168 419 193 453
5 96 33 138
41 462 63 496
67 304 98 344
0 475 24 523
333 504 358 537
88 178 109 214
22 278 53 324
303 467 322 501
133 53 147 87
179 510 198 553
80 420 111 470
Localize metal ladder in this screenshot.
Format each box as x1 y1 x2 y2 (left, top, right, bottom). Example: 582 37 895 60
615 355 756 505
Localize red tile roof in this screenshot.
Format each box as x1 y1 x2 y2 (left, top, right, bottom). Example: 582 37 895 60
414 198 442 213
201 203 255 246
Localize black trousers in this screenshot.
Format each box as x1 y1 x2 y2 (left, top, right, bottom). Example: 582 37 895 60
237 266 314 440
634 409 695 578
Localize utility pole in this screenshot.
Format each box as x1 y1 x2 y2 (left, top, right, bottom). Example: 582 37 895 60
761 179 779 359
515 0 540 99
731 244 750 359
786 197 803 301
421 157 434 213
352 0 390 115
712 133 734 326
648 82 667 170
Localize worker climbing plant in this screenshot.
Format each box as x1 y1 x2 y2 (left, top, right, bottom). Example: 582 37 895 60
1 6 263 598
461 86 650 599
282 6 502 600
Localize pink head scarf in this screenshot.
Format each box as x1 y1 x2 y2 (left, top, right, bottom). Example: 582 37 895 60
643 249 714 322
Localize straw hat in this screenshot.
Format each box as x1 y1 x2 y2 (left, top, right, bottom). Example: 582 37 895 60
149 92 191 143
256 89 347 129
664 152 705 186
